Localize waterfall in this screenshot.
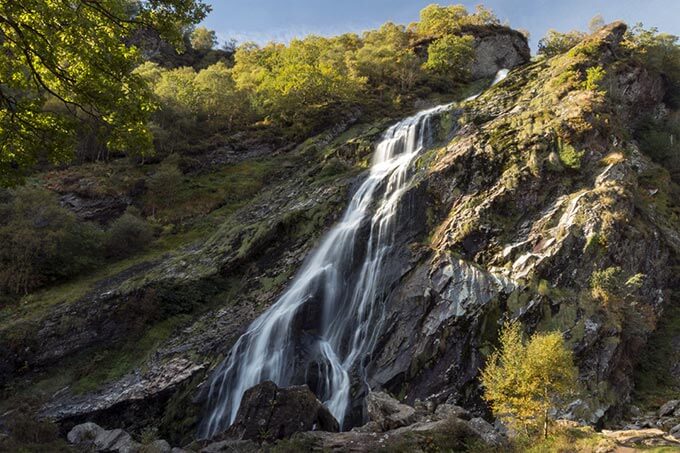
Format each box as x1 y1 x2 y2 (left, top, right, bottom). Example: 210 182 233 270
199 71 508 439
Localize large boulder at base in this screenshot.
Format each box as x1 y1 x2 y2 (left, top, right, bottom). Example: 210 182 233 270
67 422 141 452
225 381 339 442
366 391 418 431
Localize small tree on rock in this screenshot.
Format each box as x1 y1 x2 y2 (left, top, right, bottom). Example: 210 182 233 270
481 321 578 438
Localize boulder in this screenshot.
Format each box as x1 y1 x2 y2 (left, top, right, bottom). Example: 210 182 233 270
659 400 680 417
67 422 104 444
200 439 259 452
150 439 172 453
225 381 339 442
670 423 680 438
67 422 141 452
468 417 505 446
434 404 471 421
93 428 139 453
366 391 418 430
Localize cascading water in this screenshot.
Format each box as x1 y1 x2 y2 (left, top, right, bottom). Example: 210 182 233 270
200 70 509 439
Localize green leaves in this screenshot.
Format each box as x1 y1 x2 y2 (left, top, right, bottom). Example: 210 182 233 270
0 0 208 185
481 321 578 437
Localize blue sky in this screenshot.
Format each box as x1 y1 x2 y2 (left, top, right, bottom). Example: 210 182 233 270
200 0 680 52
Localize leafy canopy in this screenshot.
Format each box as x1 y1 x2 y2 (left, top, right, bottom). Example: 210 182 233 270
0 0 209 185
481 321 578 438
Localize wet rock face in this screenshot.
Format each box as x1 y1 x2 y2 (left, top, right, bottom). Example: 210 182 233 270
224 381 339 442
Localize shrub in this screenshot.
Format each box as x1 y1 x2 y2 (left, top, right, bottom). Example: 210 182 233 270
584 66 606 91
590 266 624 302
0 187 102 295
538 30 586 57
105 207 154 258
147 161 183 217
481 321 578 438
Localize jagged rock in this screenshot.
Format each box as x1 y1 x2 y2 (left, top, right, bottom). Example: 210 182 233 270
434 404 471 421
60 192 131 224
200 439 259 452
225 381 339 442
365 391 417 430
659 400 680 417
468 417 505 446
67 422 141 452
94 429 140 453
670 423 680 438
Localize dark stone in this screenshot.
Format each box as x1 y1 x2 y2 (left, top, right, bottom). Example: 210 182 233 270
225 381 339 442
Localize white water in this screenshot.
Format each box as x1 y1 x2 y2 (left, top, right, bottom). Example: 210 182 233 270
199 71 508 439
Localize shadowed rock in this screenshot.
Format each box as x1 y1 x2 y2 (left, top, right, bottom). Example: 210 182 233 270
224 381 339 442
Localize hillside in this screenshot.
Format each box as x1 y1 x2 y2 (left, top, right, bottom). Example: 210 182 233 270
1 8 680 453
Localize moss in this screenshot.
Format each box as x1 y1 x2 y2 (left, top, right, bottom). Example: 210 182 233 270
557 137 585 170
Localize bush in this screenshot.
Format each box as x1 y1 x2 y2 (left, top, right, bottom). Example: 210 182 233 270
105 207 154 258
147 161 183 217
538 30 586 57
0 187 102 295
481 321 578 438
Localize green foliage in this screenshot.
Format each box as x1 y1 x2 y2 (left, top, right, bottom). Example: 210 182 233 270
590 266 624 302
423 34 475 80
354 23 421 94
625 24 680 106
0 187 102 295
0 0 209 185
635 112 680 179
557 138 585 170
416 4 499 36
147 160 183 216
584 66 606 91
481 321 578 438
105 207 154 259
190 26 217 51
538 30 586 57
232 35 366 136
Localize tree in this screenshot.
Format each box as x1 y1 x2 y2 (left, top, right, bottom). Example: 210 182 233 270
416 4 498 37
588 14 605 33
0 0 210 185
423 34 475 80
194 62 253 128
0 187 102 294
191 26 217 51
481 321 578 438
537 30 586 57
232 36 366 134
354 23 421 93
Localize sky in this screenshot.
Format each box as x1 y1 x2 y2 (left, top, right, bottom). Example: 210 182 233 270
200 0 680 52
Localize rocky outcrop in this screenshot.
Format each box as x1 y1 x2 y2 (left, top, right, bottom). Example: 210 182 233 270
365 391 417 430
68 422 142 452
224 381 339 442
462 25 531 79
60 192 131 224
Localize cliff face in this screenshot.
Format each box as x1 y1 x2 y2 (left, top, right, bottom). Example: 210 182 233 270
369 23 677 424
1 21 679 449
